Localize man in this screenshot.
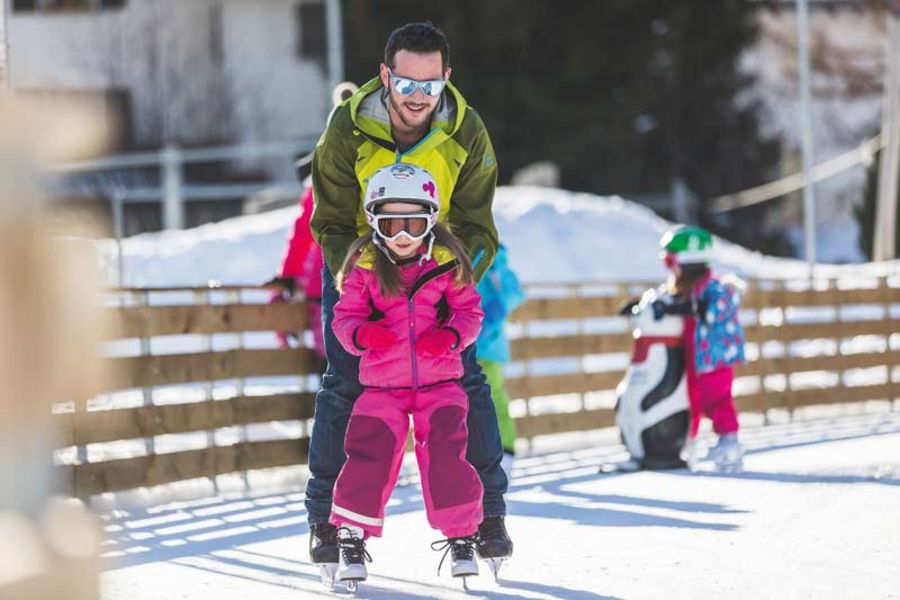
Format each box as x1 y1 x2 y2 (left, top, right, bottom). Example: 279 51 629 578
307 21 512 574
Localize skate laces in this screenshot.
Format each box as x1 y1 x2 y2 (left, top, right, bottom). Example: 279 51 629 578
431 535 481 575
337 527 372 565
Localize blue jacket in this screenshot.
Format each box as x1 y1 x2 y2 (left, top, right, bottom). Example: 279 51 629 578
476 245 526 363
692 274 746 373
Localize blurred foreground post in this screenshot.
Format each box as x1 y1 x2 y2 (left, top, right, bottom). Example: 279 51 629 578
875 8 900 262
0 99 107 600
0 0 8 88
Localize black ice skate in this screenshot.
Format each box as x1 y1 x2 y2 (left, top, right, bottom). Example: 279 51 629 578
309 522 339 586
477 516 513 579
432 534 480 590
336 525 371 592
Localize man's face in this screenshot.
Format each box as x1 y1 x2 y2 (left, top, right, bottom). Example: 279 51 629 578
380 50 450 132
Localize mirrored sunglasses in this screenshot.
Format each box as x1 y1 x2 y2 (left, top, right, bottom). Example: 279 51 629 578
387 68 445 97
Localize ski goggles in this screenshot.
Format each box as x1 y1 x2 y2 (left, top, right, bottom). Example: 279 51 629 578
387 69 446 97
371 212 435 241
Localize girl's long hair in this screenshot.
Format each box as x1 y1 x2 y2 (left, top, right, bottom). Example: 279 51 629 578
668 263 710 296
337 221 474 296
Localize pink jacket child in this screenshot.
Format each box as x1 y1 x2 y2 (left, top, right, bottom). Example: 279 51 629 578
329 244 485 541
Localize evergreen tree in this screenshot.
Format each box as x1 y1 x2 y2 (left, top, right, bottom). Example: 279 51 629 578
343 1 781 249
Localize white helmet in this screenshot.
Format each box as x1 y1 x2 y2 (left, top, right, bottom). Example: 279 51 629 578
363 163 440 225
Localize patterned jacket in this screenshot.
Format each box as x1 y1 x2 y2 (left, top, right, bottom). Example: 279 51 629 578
690 273 746 373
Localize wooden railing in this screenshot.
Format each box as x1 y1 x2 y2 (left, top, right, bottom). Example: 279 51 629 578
56 277 900 497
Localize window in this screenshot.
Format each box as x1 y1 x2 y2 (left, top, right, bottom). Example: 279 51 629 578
296 2 327 66
13 0 125 13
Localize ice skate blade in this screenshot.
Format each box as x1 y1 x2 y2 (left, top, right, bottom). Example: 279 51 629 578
317 563 337 588
484 557 506 581
346 580 359 593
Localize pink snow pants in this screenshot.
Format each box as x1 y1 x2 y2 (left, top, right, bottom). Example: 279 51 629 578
687 366 739 437
329 381 484 539
684 317 739 437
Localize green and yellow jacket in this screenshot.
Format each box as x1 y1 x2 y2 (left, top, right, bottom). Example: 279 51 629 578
310 76 499 280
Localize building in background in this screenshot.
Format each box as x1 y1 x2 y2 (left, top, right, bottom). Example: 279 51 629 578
6 0 331 232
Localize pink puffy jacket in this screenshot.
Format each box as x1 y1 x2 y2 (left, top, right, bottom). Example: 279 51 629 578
332 246 483 389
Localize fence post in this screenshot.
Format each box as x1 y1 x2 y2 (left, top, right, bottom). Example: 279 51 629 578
776 281 795 422
111 187 125 287
196 289 219 494
881 276 898 411
230 289 250 490
162 145 183 231
138 290 156 457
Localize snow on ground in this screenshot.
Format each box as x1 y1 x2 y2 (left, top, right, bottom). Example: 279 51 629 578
100 410 900 600
95 186 900 288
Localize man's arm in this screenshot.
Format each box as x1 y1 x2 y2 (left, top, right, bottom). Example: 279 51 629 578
449 113 499 281
310 111 361 276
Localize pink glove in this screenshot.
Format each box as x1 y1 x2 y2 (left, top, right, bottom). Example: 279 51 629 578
416 328 459 357
355 322 397 351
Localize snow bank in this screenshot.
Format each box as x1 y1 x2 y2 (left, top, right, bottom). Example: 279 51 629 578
98 186 899 287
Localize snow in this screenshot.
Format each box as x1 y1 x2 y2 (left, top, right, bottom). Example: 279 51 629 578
88 184 900 598
99 410 900 599
96 185 900 288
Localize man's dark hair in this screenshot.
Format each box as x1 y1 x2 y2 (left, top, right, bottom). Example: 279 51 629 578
384 22 450 73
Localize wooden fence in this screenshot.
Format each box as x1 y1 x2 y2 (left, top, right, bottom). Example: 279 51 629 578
56 277 899 497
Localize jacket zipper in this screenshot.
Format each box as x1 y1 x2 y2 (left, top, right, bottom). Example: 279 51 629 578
395 127 441 162
407 297 419 390
404 260 458 390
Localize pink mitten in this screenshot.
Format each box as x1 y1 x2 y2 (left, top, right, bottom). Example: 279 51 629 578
355 322 397 350
416 328 459 357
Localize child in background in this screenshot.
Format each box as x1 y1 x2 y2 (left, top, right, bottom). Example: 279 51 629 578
264 184 327 367
475 244 526 479
265 81 358 359
658 225 746 470
328 164 485 585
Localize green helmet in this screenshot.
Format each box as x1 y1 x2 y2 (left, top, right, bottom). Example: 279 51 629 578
659 226 713 264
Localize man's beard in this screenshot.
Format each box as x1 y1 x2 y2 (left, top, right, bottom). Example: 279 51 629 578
388 92 433 132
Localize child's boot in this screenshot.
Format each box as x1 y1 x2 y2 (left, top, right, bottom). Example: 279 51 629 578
336 525 371 589
708 433 744 471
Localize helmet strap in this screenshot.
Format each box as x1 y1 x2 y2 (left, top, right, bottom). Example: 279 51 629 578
371 234 398 265
418 232 435 265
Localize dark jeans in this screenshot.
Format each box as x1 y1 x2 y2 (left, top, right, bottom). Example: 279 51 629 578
304 267 508 525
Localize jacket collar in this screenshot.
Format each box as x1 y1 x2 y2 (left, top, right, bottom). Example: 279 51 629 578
355 243 457 271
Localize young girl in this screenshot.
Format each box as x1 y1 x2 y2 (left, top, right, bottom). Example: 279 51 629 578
659 226 746 470
328 163 485 586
